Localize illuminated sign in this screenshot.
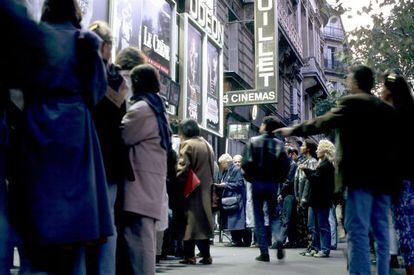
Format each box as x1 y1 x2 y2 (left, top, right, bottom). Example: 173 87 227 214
224 0 278 106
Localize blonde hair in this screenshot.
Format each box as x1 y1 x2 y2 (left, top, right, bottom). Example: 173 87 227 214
317 139 335 162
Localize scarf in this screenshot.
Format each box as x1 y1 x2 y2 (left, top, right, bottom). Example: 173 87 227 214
130 92 171 151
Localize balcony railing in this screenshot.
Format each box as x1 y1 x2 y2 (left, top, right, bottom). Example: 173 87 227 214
323 26 345 40
324 59 345 71
278 0 303 58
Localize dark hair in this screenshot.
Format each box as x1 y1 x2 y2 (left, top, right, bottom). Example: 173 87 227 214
262 116 282 133
41 0 82 29
382 71 414 115
349 65 374 93
115 47 147 70
89 21 113 44
179 119 200 138
130 64 160 94
304 139 317 159
287 147 299 156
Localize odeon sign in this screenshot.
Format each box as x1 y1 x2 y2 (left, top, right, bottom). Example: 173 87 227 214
187 0 224 46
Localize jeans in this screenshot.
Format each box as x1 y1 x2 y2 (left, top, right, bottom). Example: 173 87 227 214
252 181 281 255
279 195 295 245
329 206 338 249
309 207 331 254
345 188 391 275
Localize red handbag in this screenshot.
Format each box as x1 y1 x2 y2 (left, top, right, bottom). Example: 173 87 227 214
183 169 201 198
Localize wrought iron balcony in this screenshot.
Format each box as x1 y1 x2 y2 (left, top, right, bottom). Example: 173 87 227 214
323 26 345 41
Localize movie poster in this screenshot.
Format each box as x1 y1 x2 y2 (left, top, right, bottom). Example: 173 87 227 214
141 0 172 76
206 42 220 132
186 24 202 124
112 0 142 53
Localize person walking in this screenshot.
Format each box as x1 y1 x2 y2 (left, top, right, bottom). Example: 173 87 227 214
277 65 397 275
300 139 335 258
217 154 247 247
381 71 414 275
176 119 215 265
242 116 290 262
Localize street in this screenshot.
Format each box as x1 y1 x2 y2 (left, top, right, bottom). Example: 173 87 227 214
156 244 348 275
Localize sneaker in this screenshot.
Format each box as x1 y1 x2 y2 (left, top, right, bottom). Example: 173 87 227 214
313 251 329 258
255 254 270 262
199 257 213 265
303 250 318 257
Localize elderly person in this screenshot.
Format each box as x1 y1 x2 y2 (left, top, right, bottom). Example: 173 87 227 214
177 119 215 265
234 154 254 246
300 139 335 258
216 154 247 247
120 64 170 275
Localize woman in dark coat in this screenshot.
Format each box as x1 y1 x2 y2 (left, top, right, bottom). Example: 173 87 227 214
301 139 335 258
381 72 414 274
217 153 247 247
13 0 112 273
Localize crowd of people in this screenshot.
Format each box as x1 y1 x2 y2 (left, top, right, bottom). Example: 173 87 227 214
1 0 414 275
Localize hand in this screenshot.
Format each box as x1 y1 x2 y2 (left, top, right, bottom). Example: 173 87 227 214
299 164 306 170
274 127 294 137
277 195 283 203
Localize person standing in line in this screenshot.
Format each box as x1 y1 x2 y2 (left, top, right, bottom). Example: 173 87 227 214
277 147 299 248
216 154 247 247
233 154 254 247
277 65 397 275
300 139 335 258
120 64 171 275
295 139 318 255
381 71 414 275
89 21 147 275
176 119 215 265
0 89 12 274
13 0 113 273
241 116 290 262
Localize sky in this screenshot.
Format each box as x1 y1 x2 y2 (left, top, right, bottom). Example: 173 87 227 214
327 0 392 32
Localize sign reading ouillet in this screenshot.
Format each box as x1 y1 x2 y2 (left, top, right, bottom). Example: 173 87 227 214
224 0 279 106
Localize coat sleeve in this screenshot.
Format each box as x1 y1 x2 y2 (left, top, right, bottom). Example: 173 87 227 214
121 103 154 146
176 141 192 184
301 159 318 204
290 98 350 137
224 168 245 191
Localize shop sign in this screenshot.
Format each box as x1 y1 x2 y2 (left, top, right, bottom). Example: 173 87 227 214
224 89 276 106
186 0 224 45
224 0 278 106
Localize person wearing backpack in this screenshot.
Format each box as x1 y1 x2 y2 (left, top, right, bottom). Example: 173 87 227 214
241 116 290 262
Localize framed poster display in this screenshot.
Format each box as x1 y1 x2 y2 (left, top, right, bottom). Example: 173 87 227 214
206 41 220 132
186 23 203 124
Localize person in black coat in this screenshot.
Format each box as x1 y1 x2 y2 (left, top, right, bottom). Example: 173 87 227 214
300 140 335 258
